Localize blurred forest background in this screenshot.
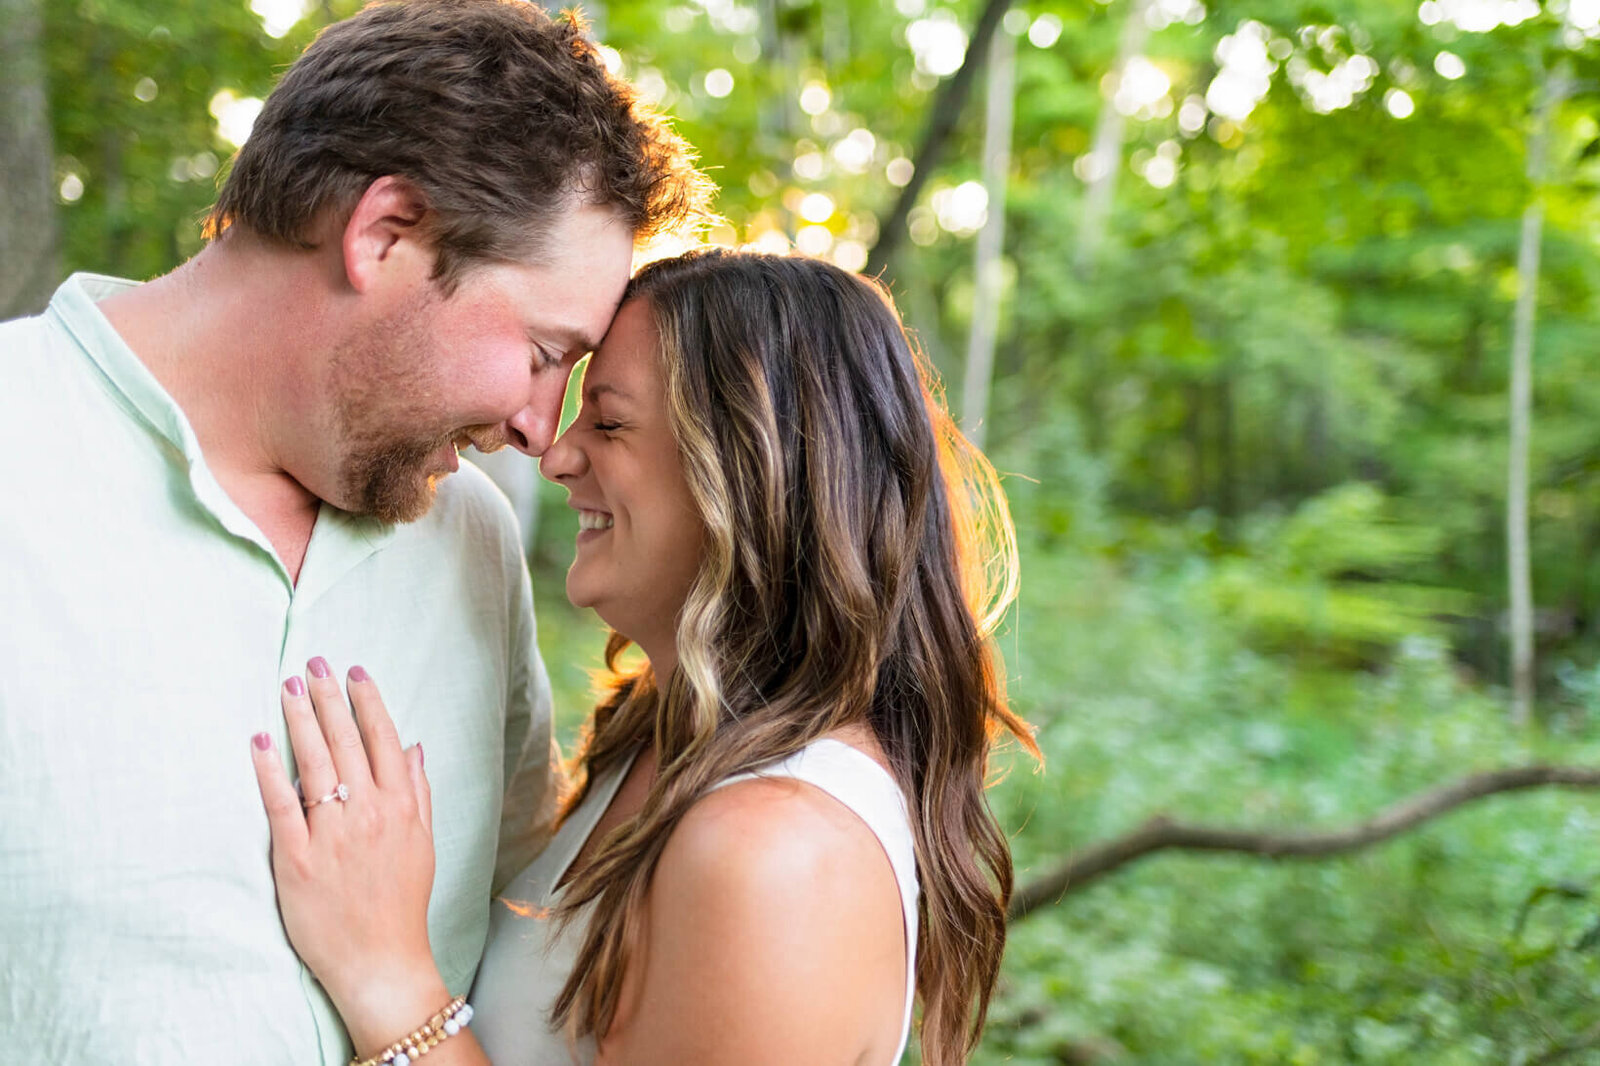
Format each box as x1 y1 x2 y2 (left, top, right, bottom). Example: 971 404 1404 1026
4 0 1600 1060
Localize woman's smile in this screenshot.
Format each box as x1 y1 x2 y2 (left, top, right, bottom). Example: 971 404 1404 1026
575 508 615 535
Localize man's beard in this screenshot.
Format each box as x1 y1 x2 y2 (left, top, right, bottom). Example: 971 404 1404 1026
342 430 448 525
327 300 513 524
339 423 511 524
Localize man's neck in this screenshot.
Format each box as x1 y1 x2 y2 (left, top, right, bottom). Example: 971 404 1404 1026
98 238 329 580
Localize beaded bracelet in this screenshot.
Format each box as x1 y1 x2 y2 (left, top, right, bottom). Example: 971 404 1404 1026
349 995 475 1066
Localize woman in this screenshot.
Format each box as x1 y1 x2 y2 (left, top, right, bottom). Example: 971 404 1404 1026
250 249 1036 1066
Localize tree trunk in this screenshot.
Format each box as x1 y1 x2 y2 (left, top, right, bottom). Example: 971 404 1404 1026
583 0 607 39
1507 58 1571 727
1217 370 1237 535
865 0 1013 280
758 0 797 156
1303 385 1330 493
961 23 1017 449
0 0 59 319
904 271 955 377
1074 0 1154 278
92 28 131 276
1508 199 1541 727
1184 380 1205 510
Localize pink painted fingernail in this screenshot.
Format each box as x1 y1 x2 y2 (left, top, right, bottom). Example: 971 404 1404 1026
284 676 306 697
308 657 331 679
349 665 370 683
418 743 425 769
252 732 271 751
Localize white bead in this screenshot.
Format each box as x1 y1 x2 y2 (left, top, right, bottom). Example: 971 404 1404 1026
443 1019 460 1036
393 1054 410 1066
458 1004 474 1026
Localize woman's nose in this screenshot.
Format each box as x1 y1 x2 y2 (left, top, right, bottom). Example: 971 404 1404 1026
538 422 586 483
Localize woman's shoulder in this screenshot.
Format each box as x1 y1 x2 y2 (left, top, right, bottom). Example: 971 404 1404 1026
601 746 909 1062
669 761 894 893
656 745 909 983
669 734 910 900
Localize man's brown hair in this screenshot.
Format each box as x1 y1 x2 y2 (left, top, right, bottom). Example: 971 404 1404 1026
207 0 711 288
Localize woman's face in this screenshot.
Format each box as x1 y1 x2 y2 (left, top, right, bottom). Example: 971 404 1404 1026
539 298 706 662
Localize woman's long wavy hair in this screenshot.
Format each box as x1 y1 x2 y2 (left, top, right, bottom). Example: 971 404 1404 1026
550 248 1036 1065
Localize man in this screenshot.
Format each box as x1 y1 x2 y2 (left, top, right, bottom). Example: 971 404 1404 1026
0 2 708 1061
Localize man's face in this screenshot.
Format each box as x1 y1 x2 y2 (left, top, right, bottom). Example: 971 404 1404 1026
325 202 635 523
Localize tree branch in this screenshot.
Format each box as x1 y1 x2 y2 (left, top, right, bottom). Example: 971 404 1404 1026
1009 765 1600 922
865 0 1014 281
1532 1017 1600 1065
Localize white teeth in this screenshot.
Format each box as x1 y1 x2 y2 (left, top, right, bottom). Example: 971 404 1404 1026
577 510 614 531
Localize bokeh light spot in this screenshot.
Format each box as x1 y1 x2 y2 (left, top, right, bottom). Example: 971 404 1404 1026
799 81 832 116
1028 13 1063 48
796 225 834 256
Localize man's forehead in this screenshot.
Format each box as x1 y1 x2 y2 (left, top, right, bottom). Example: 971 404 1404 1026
524 212 635 351
518 282 618 356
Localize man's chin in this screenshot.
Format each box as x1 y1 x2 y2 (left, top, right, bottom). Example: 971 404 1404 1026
337 432 474 523
340 465 448 525
371 474 445 524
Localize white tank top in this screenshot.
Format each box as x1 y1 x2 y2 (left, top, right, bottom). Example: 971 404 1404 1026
471 738 921 1066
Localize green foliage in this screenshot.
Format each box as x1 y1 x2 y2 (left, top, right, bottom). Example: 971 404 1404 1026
966 530 1600 1065
43 0 345 279
25 0 1600 1060
1207 483 1475 664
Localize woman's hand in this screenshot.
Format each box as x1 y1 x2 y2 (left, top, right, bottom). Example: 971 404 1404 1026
250 659 452 1056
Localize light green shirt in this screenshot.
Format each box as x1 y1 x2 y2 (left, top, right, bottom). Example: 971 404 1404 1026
0 274 561 1063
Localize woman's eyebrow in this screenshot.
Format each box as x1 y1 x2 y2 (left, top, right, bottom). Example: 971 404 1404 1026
584 381 634 404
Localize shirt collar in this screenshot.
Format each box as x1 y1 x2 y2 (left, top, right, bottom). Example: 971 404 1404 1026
45 272 397 588
48 272 198 458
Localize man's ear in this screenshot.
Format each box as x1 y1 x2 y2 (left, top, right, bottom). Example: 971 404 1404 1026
340 176 431 294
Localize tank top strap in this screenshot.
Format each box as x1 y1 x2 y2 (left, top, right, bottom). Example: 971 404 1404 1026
711 737 920 1064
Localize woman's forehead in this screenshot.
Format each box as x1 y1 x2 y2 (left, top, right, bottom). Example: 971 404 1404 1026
584 300 661 402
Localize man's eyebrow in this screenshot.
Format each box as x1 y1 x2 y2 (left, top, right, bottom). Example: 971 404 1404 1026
531 326 602 358
561 326 602 355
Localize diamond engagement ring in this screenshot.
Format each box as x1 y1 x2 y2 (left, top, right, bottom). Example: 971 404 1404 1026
302 782 350 810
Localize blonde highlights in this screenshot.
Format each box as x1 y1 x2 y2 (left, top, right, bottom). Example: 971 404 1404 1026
550 250 1035 1064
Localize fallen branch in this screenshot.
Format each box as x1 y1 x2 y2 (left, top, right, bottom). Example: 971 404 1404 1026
1009 765 1600 922
865 0 1014 280
1532 1017 1600 1065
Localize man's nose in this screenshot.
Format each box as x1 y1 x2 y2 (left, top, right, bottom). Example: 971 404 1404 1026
501 400 558 457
